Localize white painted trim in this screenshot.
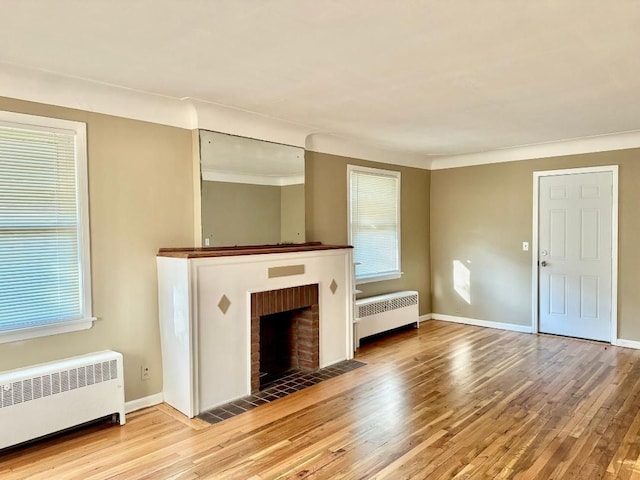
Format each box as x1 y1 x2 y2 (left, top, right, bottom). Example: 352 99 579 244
0 64 312 147
614 339 640 350
190 99 311 148
0 109 85 132
355 272 403 285
419 314 432 323
532 172 540 335
611 169 619 344
5 64 640 171
306 133 430 169
531 165 619 343
0 110 94 344
0 63 193 129
429 130 640 170
348 165 402 284
0 318 94 344
433 313 533 333
0 65 431 167
125 393 164 414
76 119 93 327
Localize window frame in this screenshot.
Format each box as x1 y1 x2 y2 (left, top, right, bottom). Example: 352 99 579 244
347 164 402 285
0 110 94 344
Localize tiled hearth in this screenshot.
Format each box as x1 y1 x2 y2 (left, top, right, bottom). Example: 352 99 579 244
198 359 366 424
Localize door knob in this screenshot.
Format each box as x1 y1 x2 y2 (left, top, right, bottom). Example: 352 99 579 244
540 260 548 267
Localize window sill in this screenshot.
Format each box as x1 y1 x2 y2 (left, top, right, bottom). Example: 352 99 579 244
0 317 96 344
355 272 403 285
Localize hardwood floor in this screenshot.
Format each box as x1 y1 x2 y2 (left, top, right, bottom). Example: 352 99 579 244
3 320 640 479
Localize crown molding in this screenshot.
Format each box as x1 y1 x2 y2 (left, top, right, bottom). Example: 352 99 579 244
305 133 430 169
0 63 192 129
429 130 640 170
190 99 310 148
4 63 640 171
0 63 312 147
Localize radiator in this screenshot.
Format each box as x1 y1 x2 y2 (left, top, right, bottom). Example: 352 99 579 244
354 291 419 348
0 350 125 450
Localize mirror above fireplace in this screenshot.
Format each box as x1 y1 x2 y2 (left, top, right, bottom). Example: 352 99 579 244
199 130 305 247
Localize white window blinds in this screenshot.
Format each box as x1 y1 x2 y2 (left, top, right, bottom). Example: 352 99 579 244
348 165 401 283
0 113 92 339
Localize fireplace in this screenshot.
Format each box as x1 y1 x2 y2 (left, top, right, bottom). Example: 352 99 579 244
251 284 319 392
157 243 353 417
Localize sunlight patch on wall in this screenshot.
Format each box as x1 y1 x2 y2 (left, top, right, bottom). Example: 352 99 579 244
453 260 471 304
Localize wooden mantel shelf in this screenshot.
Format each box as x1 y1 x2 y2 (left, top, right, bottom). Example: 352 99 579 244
157 242 353 259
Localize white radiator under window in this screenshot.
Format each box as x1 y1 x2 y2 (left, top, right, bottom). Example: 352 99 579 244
0 350 125 450
354 290 419 348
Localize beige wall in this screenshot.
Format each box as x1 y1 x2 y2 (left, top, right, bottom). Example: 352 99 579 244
281 183 305 243
305 151 431 315
0 97 194 401
201 181 281 246
430 148 640 340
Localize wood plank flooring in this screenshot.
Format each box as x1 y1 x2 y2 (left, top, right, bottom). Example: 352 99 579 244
4 320 640 479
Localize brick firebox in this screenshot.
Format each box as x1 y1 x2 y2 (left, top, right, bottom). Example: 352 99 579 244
250 284 320 393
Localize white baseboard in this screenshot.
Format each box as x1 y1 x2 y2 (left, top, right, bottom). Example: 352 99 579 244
614 339 640 350
125 392 164 414
432 313 533 333
429 314 640 347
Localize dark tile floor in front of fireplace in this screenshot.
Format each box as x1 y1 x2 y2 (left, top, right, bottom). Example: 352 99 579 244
198 359 366 424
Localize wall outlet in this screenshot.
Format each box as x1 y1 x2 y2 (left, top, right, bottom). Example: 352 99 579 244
522 241 529 251
141 365 151 381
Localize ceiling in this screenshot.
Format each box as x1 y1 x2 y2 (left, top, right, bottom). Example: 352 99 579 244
2 1 640 163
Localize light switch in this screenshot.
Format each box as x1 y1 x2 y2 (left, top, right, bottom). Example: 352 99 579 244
522 241 529 251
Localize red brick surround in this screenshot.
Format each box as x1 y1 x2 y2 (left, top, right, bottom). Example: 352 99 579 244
250 284 319 392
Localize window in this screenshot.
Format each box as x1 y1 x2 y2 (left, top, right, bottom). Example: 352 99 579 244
0 111 93 343
348 165 401 284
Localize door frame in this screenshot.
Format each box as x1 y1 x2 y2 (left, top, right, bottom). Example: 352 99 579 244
531 165 619 342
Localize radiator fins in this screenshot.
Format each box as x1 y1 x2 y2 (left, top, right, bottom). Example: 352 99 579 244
356 293 418 319
0 359 118 409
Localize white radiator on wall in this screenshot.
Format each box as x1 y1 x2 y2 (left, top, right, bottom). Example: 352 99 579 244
354 291 419 348
0 350 125 450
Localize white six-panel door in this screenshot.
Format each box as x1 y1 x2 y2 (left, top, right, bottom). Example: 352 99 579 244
538 171 613 342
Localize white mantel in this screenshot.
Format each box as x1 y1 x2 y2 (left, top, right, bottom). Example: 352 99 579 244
156 244 354 417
